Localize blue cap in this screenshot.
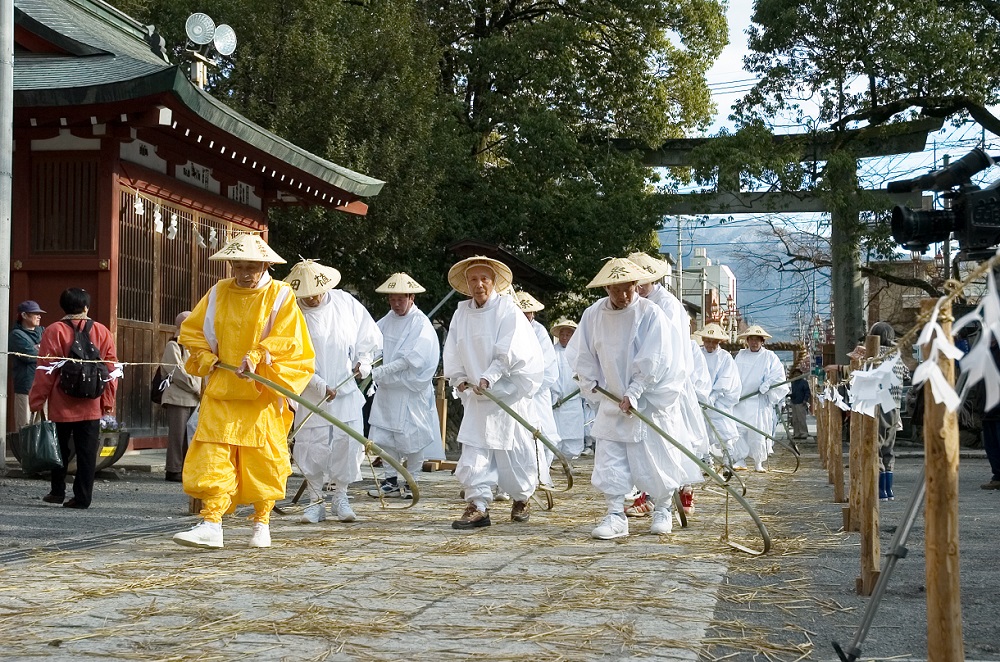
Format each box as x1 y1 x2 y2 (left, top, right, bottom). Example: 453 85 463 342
17 300 46 314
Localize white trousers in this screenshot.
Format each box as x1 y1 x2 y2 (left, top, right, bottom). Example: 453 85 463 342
591 437 699 507
293 423 363 500
370 426 423 484
455 440 538 508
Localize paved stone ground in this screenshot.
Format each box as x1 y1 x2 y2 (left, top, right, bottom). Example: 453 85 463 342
0 435 997 661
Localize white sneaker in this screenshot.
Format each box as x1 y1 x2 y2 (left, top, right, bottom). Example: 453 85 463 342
299 502 326 524
591 513 629 540
650 509 673 535
173 521 223 549
250 523 271 548
494 490 511 502
335 495 356 522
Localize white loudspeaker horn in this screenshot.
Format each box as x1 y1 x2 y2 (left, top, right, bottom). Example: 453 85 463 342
213 24 237 57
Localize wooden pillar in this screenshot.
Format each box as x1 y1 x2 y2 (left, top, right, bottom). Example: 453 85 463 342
830 378 845 504
435 375 448 450
847 357 862 532
857 334 881 595
920 299 964 660
817 386 828 470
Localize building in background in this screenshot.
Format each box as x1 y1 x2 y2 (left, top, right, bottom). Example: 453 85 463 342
680 248 737 334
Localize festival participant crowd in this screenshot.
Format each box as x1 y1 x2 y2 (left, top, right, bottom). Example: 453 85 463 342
29 233 804 548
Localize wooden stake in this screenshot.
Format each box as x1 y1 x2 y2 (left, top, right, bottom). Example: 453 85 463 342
919 298 964 660
830 383 845 504
857 334 881 596
847 357 862 532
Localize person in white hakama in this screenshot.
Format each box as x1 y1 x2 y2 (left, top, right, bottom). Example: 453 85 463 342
367 273 441 499
550 319 585 459
629 253 709 516
731 325 788 472
570 258 702 540
285 260 383 524
696 323 742 465
514 290 562 488
444 256 544 529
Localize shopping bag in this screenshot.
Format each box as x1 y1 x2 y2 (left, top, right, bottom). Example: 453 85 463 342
19 416 63 475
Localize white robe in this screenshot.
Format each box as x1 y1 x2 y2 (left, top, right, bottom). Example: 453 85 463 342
370 305 441 455
701 346 742 456
732 347 789 464
570 296 702 497
552 341 585 457
529 319 561 483
443 291 544 450
643 284 709 457
294 290 382 488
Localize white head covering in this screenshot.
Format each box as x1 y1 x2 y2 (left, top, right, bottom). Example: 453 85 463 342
627 252 671 285
697 323 729 341
284 259 342 298
736 324 772 340
210 233 285 264
515 291 544 312
375 272 426 294
550 318 578 336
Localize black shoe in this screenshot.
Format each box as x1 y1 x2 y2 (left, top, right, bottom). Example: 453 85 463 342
451 504 491 530
511 500 530 522
165 472 183 483
42 493 64 504
63 499 88 509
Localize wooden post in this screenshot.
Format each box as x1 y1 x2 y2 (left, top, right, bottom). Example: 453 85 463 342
857 334 881 596
847 358 862 532
188 497 202 515
830 378 845 504
919 299 964 660
817 385 828 470
435 375 448 452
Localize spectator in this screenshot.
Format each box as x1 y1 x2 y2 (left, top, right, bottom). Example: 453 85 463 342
869 321 911 501
29 288 118 509
8 300 45 431
789 367 812 439
159 311 202 483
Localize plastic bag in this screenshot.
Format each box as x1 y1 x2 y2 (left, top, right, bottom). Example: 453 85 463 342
19 417 63 475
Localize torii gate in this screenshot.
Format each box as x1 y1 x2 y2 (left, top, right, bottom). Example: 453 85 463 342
614 117 942 361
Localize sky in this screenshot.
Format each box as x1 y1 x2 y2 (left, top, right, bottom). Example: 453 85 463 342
657 0 1000 342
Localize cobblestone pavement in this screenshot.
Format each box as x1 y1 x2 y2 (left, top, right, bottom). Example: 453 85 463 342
0 440 997 661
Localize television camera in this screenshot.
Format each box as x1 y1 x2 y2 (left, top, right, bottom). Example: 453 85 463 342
888 147 1000 260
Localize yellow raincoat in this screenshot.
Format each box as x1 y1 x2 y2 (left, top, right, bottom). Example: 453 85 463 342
179 275 315 523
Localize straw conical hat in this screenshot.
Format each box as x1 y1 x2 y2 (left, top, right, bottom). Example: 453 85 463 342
375 272 426 294
737 324 772 340
515 291 544 312
210 233 286 264
283 259 342 298
447 255 513 296
586 257 649 288
627 252 671 284
698 323 729 341
550 318 577 336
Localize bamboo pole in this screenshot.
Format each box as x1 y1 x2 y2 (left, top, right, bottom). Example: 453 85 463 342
919 298 964 660
857 334 881 596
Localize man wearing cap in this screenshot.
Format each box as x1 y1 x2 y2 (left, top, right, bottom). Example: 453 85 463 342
515 290 562 489
551 318 585 459
285 259 382 525
443 256 544 529
159 311 202 482
9 300 45 431
628 252 709 516
732 325 788 472
570 257 701 540
366 273 440 499
173 235 315 549
697 323 742 465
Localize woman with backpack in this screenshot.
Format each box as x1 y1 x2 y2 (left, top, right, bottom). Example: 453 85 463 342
28 288 118 509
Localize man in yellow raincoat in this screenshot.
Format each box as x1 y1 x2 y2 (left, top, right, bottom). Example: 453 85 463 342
173 234 315 549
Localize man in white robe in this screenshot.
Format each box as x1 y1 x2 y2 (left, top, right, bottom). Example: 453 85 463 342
444 256 544 529
285 260 383 524
697 323 742 465
570 258 702 540
367 273 441 499
732 325 789 472
514 290 562 488
550 319 585 459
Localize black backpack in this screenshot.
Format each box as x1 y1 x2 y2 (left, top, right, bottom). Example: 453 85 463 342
59 320 109 399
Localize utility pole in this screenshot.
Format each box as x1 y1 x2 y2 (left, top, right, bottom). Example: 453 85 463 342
675 216 683 298
0 0 14 473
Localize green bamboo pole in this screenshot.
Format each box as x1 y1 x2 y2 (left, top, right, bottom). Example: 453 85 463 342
552 388 580 410
700 401 801 471
217 362 419 509
593 385 771 555
464 383 574 492
737 372 809 402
